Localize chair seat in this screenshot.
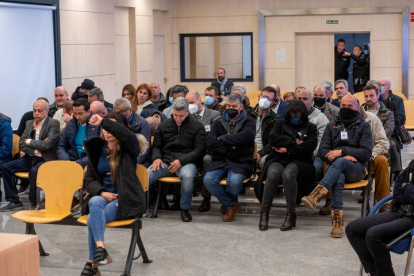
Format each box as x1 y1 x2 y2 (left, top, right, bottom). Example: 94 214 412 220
405 125 414 130
344 180 368 189
158 176 180 183
77 215 137 228
15 172 29 178
12 210 72 224
219 178 250 185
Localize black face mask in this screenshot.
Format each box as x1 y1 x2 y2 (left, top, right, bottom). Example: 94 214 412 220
339 108 359 121
314 97 326 108
227 108 239 119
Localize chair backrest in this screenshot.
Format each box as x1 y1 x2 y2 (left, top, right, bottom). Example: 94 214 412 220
37 161 83 213
136 164 149 192
404 100 414 129
246 91 261 107
354 92 365 104
12 134 20 158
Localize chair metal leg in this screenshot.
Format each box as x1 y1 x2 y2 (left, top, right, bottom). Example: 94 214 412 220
404 236 414 276
136 220 152 264
120 222 139 276
361 186 369 217
359 264 363 276
150 181 161 218
25 223 49 256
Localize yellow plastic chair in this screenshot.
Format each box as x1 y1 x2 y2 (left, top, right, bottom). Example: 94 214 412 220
404 100 414 130
246 91 261 107
394 92 408 101
354 92 366 105
151 176 181 218
12 161 84 256
77 164 152 275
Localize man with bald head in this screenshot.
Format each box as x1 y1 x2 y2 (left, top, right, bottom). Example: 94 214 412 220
302 95 373 238
379 78 406 126
90 101 108 118
313 84 340 122
269 83 288 118
150 83 166 109
0 100 60 211
49 86 69 117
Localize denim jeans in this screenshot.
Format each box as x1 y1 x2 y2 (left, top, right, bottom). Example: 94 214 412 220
0 156 44 205
147 162 197 210
321 157 365 210
313 156 324 183
204 164 246 208
87 196 118 260
346 211 414 276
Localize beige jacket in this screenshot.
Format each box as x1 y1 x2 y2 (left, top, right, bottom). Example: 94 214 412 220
360 108 390 159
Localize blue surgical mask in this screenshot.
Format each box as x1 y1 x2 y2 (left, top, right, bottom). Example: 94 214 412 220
364 50 369 55
290 116 302 126
169 97 173 104
205 96 214 106
381 87 386 95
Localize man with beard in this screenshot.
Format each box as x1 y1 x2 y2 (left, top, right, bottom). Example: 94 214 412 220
211 68 234 96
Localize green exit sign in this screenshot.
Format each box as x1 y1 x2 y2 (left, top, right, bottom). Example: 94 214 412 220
326 20 339 24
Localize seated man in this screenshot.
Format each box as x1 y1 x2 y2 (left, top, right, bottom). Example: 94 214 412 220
298 90 329 198
88 87 113 109
113 98 151 166
334 79 349 103
322 81 340 107
71 78 95 101
162 85 189 118
313 84 340 122
0 112 13 166
90 101 109 118
204 86 224 112
57 98 100 168
148 97 206 222
16 97 49 137
210 68 234 96
204 93 256 222
53 100 73 132
232 84 253 113
269 83 288 118
49 86 69 117
0 100 60 211
146 116 160 135
185 91 221 212
301 95 373 238
150 83 166 109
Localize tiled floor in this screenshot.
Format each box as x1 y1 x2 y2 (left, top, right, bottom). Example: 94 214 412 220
1 139 414 276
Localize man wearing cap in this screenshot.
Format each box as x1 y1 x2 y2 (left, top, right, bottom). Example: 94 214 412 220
71 78 95 101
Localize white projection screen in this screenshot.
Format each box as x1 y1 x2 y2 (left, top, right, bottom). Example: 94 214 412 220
0 3 56 129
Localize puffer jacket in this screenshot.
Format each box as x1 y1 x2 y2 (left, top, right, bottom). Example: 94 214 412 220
319 112 373 164
362 101 395 139
128 111 151 165
308 107 329 156
152 114 206 165
360 109 389 160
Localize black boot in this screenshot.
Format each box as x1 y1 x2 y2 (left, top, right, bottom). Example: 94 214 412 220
280 213 296 231
259 211 269 231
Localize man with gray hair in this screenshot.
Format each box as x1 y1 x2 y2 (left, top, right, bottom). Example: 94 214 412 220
148 97 206 222
322 81 340 107
0 99 60 211
334 79 349 102
113 98 151 166
88 87 113 109
313 84 340 122
204 93 256 222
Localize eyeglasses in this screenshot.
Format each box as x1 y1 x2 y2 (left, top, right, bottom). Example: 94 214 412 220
260 95 273 101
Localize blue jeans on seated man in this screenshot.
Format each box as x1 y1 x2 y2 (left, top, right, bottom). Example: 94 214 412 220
321 157 366 210
203 164 246 209
0 156 44 205
147 162 197 210
87 196 118 260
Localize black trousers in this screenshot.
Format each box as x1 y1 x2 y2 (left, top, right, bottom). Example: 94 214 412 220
261 161 298 213
345 211 414 276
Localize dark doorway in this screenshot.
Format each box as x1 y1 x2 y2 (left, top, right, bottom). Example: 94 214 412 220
334 33 370 93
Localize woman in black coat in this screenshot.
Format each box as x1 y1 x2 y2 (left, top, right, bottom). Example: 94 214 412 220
256 100 317 231
80 112 146 276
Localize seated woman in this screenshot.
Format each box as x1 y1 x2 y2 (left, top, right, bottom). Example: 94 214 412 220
135 83 159 118
80 112 146 276
256 100 317 231
346 159 414 276
283 91 296 102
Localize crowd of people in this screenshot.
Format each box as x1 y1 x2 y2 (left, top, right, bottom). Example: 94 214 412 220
0 67 411 276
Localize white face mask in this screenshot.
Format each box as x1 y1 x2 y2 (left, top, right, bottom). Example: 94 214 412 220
258 98 271 109
189 104 198 114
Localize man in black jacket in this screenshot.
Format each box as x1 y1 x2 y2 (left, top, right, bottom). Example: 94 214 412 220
335 39 351 81
302 95 373 238
343 46 369 93
71 78 95 101
148 97 206 222
204 93 256 222
210 68 234 96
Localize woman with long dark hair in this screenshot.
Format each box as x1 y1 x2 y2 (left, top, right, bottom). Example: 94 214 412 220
80 112 146 276
255 100 317 231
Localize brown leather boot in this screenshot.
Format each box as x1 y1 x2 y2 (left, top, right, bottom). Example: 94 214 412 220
331 210 344 238
223 202 240 222
319 199 331 215
301 184 329 210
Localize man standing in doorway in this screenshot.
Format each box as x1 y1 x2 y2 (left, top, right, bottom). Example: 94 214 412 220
211 68 234 96
335 39 351 82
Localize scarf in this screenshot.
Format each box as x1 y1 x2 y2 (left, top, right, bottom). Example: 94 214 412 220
217 77 228 92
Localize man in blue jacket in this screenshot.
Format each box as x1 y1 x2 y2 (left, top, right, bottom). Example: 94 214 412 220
57 98 100 167
113 98 151 166
204 93 256 222
0 113 13 165
270 84 288 118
